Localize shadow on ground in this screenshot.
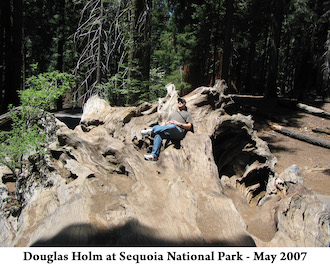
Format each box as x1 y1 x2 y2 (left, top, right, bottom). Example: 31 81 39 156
31 220 256 247
257 135 297 153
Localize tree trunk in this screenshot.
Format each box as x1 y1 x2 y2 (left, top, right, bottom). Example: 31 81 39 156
265 0 285 101
222 0 234 84
13 0 23 92
96 0 103 86
56 0 66 111
211 4 221 87
128 0 152 105
57 0 65 72
0 1 4 112
56 0 65 110
3 0 21 111
244 16 259 94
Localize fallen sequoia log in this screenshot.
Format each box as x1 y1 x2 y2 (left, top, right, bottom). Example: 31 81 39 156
0 81 329 247
268 122 330 149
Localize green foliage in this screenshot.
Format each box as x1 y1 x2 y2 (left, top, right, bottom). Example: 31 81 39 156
97 65 142 106
24 0 79 74
152 31 177 74
0 108 46 178
164 68 191 93
148 67 167 101
23 71 74 110
98 66 167 106
3 0 329 110
0 71 74 178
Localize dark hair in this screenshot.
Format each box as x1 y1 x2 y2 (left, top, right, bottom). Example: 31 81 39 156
178 97 186 104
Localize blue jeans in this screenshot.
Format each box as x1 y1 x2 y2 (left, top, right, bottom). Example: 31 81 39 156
151 124 184 158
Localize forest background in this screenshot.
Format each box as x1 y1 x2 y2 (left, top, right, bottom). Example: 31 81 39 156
0 0 329 112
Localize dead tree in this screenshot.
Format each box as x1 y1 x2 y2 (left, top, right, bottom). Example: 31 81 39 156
73 0 131 103
73 0 152 106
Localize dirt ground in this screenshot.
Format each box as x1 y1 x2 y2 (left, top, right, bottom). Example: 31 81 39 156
253 101 330 196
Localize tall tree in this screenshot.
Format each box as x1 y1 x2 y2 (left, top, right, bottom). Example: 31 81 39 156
222 0 234 84
1 0 22 112
311 0 330 99
0 0 5 110
128 0 152 104
56 0 66 110
57 0 66 72
265 0 286 101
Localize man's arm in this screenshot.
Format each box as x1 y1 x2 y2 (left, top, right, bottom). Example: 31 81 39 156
181 122 192 131
166 120 192 131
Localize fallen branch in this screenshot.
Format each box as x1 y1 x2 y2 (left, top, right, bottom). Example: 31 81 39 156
268 122 330 149
0 107 21 127
312 128 330 135
296 103 330 119
279 99 330 119
0 113 11 127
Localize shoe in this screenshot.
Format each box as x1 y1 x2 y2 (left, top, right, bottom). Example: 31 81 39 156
141 128 153 137
144 154 157 161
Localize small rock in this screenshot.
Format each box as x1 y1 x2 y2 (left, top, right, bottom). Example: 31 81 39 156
284 164 302 175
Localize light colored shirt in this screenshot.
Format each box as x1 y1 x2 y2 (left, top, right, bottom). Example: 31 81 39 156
169 110 193 127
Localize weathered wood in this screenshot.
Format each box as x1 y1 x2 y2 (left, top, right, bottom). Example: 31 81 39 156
269 122 330 149
229 94 264 99
1 83 329 248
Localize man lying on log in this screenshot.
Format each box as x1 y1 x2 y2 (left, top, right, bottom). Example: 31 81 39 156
141 98 194 161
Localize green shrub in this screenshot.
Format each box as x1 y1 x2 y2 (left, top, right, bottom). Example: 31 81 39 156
23 71 74 111
0 71 74 178
0 109 45 178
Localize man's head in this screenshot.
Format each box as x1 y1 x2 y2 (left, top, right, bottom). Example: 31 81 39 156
178 97 187 110
178 97 186 104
